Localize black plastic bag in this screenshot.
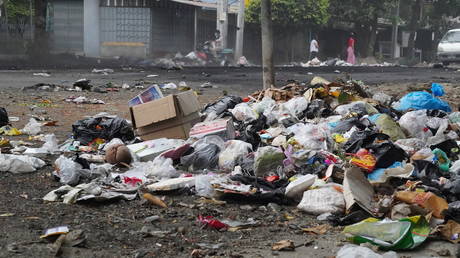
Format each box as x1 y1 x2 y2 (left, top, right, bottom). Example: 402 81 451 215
202 96 242 117
331 118 368 134
234 153 255 175
343 131 389 154
235 114 268 149
444 201 460 223
304 99 333 119
0 107 8 127
371 142 408 169
180 143 220 170
72 116 135 145
430 139 459 160
412 160 446 181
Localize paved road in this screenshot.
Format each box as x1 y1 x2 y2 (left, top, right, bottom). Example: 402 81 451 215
1 66 460 93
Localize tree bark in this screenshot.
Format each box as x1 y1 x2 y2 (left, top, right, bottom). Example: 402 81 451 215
261 0 274 89
29 0 49 59
407 0 422 59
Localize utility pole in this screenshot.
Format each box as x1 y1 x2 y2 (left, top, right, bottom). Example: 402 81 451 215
221 0 228 48
234 0 245 62
391 0 400 58
261 0 274 89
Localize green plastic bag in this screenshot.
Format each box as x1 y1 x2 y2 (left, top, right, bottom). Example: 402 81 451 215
343 215 429 250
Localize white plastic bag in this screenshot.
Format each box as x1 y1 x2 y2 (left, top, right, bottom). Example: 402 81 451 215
372 92 393 106
337 244 398 258
218 140 252 171
394 138 426 154
253 97 276 114
145 156 179 179
285 174 316 199
297 184 345 215
398 110 431 139
54 155 83 185
287 123 329 150
231 103 258 122
24 134 60 154
195 174 216 198
22 118 42 135
0 154 46 173
282 97 309 118
103 138 125 151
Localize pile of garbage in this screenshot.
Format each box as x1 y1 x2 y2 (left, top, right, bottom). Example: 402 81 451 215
296 58 396 68
2 77 460 254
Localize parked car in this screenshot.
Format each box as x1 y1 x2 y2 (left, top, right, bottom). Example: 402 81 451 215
437 29 460 66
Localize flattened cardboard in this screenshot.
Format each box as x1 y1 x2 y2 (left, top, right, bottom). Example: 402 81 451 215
343 167 375 214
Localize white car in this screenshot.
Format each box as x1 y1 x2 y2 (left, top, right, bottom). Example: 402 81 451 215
437 29 460 66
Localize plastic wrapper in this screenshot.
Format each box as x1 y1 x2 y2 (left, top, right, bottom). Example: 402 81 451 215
343 216 429 250
336 244 397 258
230 103 258 122
350 149 376 172
432 148 450 172
72 116 135 145
394 91 452 112
22 118 42 135
218 140 252 171
282 97 309 119
297 184 345 215
0 107 8 127
0 154 46 173
253 146 285 176
395 191 448 218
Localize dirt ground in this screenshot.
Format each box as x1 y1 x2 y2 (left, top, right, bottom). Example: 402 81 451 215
1 67 460 258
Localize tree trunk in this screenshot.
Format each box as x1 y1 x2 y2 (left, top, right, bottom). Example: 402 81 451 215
261 0 274 89
29 0 49 59
366 19 378 58
407 0 422 59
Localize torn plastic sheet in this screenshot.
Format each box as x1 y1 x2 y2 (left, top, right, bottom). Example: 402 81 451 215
0 154 46 173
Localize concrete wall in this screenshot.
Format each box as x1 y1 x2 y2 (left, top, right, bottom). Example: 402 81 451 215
83 0 100 57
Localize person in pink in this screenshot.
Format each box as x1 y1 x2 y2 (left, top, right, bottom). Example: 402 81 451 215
347 33 356 65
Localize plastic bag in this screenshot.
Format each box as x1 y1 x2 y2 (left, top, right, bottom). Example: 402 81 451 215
372 92 393 106
304 99 333 119
343 216 429 250
288 123 329 150
253 97 276 114
253 146 285 176
450 160 460 174
195 174 216 198
335 101 379 116
230 103 258 122
22 118 42 135
72 116 134 145
395 91 452 112
54 155 84 185
432 148 451 172
372 114 405 141
282 97 309 119
24 134 60 154
398 110 431 139
285 174 316 199
394 138 426 155
103 138 125 151
145 156 178 179
202 96 242 120
0 154 46 173
181 137 222 171
0 107 8 127
337 244 398 258
350 149 376 172
297 184 345 215
218 140 252 171
431 83 445 96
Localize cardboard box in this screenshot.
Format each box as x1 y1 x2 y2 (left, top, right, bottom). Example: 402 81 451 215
129 90 201 140
189 118 235 140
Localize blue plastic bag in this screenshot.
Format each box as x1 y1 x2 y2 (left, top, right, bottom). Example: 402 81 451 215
396 91 451 112
431 83 445 97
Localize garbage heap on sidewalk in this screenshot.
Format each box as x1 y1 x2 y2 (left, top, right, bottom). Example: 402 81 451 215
2 78 460 252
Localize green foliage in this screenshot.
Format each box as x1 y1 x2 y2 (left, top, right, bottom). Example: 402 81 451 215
245 0 330 28
328 0 397 25
5 0 32 21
